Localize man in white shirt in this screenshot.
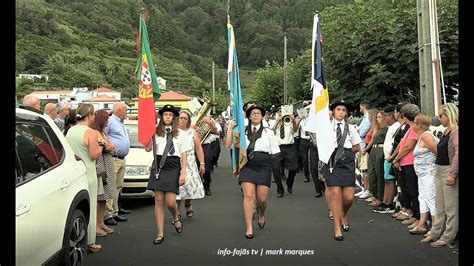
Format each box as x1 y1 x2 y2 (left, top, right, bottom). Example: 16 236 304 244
200 115 220 196
297 115 311 183
273 112 298 196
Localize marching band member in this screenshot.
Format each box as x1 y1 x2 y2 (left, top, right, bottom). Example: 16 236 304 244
322 101 361 241
273 106 298 197
200 114 220 196
297 113 311 183
226 105 280 239
145 105 192 245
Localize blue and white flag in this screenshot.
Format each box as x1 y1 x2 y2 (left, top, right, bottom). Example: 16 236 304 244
304 14 336 164
227 16 247 176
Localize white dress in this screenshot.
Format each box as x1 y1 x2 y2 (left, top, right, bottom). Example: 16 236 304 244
177 128 205 200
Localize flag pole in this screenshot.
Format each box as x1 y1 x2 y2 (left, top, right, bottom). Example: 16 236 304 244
139 8 159 179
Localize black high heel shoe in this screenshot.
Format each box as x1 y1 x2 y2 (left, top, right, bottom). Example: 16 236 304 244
334 235 344 241
258 215 266 229
245 233 254 239
342 224 350 232
153 235 164 245
172 217 183 233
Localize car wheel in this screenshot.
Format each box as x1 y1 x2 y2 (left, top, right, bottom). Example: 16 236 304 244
61 209 87 266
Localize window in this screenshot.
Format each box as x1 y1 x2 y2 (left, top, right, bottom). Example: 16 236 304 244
15 122 65 183
125 124 143 148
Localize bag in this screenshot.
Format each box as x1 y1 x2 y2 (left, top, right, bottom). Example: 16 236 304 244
97 171 108 185
97 153 108 185
358 153 368 171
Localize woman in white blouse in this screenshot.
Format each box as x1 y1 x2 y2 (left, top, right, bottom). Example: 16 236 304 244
226 105 280 239
145 105 192 245
322 101 361 241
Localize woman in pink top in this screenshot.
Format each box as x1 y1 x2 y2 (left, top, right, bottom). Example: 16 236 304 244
392 104 420 228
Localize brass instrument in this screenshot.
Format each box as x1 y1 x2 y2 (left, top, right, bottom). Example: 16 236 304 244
281 104 293 126
192 97 217 144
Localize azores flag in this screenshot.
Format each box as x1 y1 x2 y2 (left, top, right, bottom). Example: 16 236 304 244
304 14 336 164
227 16 247 176
137 13 160 147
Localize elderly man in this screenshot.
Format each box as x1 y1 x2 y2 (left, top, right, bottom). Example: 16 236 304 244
44 103 57 120
54 101 71 132
104 102 131 226
22 95 41 110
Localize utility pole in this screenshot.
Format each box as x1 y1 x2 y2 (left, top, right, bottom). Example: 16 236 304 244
417 0 443 116
283 36 288 105
212 61 216 115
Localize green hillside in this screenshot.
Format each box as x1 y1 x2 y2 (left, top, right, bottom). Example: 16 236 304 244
16 0 352 111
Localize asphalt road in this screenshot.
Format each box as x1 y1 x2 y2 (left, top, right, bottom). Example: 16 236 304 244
87 146 458 266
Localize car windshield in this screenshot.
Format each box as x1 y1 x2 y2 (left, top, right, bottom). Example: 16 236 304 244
125 124 143 148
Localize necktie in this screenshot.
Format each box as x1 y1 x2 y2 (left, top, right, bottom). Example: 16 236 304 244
253 127 257 133
336 123 342 145
336 123 345 161
280 125 285 139
166 128 175 155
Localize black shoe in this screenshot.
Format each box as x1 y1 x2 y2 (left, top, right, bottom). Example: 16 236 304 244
119 208 131 215
304 178 310 182
245 233 254 239
258 217 266 229
342 224 350 232
334 235 344 241
172 217 183 233
104 217 117 226
153 236 164 245
205 190 212 196
314 192 322 198
287 187 293 194
114 215 128 222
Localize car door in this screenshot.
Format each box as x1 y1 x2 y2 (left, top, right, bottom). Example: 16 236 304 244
15 120 69 264
15 150 33 266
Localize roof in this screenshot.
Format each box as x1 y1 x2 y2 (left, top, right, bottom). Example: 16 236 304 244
83 95 120 102
158 91 192 101
31 90 72 95
94 87 118 93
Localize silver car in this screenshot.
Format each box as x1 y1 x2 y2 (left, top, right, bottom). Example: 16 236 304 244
122 120 155 198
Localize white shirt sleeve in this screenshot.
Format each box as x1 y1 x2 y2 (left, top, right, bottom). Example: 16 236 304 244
349 125 362 147
267 129 281 154
178 129 193 154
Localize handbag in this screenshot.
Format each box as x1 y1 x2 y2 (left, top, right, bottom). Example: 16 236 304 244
97 154 108 186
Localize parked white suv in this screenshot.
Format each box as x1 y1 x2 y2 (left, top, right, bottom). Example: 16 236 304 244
122 119 154 198
15 105 90 265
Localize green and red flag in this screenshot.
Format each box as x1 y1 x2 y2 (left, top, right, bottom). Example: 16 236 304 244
137 13 160 147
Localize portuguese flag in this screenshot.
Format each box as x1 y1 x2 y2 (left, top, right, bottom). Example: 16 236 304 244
137 13 160 147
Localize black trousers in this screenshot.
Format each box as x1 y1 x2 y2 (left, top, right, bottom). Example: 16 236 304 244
271 154 285 194
309 144 324 194
401 165 420 219
279 144 298 189
202 143 215 191
294 137 303 171
394 167 411 211
211 138 221 166
299 138 311 179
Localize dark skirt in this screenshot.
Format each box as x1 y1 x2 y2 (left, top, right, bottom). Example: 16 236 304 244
147 156 181 194
238 152 272 187
322 149 356 187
